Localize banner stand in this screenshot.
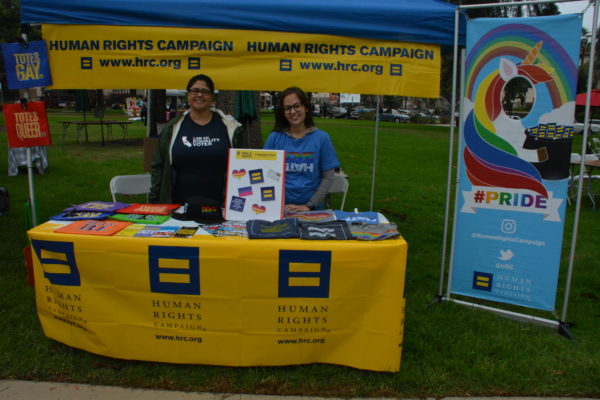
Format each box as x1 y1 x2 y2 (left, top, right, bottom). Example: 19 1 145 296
434 0 598 340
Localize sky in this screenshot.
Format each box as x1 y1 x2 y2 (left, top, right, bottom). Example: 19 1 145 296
557 0 598 31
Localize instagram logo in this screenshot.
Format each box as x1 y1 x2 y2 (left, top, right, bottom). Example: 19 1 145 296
501 219 517 234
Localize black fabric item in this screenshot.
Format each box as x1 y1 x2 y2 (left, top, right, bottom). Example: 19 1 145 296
0 187 9 215
299 220 352 240
171 196 224 223
246 219 300 239
171 114 231 204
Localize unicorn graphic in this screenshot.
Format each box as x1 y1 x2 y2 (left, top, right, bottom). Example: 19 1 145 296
463 39 575 199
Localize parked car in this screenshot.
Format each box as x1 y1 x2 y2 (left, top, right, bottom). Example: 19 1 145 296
327 106 348 119
573 119 600 134
349 106 375 120
377 109 410 123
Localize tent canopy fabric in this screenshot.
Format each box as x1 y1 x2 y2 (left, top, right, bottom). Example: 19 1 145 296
575 89 600 107
20 0 464 46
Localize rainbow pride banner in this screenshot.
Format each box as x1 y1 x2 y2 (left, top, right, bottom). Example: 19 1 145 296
450 15 581 311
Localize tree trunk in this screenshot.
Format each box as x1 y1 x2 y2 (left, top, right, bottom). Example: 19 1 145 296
216 90 263 149
148 89 167 137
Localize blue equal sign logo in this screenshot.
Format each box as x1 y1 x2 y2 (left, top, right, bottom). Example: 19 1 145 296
472 271 493 292
390 64 402 76
149 246 200 295
249 169 264 184
278 250 331 298
280 59 292 72
188 57 201 69
31 240 81 286
261 186 275 201
80 57 93 70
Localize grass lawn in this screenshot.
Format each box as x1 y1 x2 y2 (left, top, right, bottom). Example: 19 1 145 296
0 110 599 397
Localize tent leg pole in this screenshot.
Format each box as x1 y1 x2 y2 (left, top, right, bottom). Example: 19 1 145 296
370 96 381 211
561 0 599 326
436 7 461 300
558 321 575 341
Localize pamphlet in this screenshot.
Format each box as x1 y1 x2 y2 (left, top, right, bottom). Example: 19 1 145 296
132 225 180 238
173 227 199 238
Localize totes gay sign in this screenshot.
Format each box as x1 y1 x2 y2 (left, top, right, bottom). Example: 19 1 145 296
3 101 52 148
1 41 53 89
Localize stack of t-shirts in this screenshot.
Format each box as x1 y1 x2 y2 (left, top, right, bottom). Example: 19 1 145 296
298 220 353 240
334 210 400 240
246 219 300 239
246 219 353 240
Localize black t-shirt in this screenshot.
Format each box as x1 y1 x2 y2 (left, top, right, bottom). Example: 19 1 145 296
171 114 231 204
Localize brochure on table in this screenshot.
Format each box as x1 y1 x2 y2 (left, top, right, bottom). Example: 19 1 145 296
224 148 285 222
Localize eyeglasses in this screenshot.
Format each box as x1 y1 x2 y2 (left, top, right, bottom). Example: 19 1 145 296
188 88 212 96
283 103 304 113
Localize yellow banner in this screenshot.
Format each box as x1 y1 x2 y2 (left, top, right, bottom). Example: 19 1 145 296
42 24 440 97
28 223 407 371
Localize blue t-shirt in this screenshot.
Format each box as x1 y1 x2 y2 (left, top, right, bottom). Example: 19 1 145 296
264 129 340 205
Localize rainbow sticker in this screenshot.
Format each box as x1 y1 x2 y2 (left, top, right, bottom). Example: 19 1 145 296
232 169 246 178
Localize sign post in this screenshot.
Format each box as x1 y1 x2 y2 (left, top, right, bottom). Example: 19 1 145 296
3 100 52 226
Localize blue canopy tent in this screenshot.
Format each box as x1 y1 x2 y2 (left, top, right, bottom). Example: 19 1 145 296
19 0 465 210
21 0 462 45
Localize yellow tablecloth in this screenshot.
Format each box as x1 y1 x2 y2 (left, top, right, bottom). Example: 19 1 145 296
28 222 407 371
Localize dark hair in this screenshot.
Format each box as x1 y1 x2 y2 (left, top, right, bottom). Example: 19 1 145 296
186 74 215 93
273 86 314 132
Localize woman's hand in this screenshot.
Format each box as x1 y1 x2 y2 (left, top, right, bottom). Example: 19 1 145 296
285 204 311 212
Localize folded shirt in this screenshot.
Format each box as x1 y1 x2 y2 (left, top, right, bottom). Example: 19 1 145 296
334 210 379 224
50 210 112 221
299 220 353 240
285 209 335 222
349 222 400 240
109 213 170 224
116 203 180 215
246 219 300 239
64 201 129 213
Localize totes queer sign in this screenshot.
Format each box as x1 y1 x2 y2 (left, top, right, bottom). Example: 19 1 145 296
3 102 52 148
1 41 52 89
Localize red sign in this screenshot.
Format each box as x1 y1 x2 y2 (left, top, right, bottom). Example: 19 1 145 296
3 101 51 148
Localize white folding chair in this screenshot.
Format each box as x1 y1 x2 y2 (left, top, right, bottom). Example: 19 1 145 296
590 137 600 157
568 153 600 209
109 174 152 202
325 170 349 210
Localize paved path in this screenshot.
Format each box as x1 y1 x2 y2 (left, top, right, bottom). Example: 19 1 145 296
1 381 598 400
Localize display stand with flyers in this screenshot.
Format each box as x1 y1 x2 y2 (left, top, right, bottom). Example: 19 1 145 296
224 149 285 222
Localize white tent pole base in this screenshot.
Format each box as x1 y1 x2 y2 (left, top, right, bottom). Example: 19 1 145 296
442 297 574 339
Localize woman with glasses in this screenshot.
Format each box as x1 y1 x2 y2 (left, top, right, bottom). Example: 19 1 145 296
264 87 340 212
150 74 242 205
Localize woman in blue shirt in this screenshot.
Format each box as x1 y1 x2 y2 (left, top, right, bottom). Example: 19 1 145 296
264 87 340 211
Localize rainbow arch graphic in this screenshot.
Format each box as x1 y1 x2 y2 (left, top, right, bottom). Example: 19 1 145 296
462 22 578 198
